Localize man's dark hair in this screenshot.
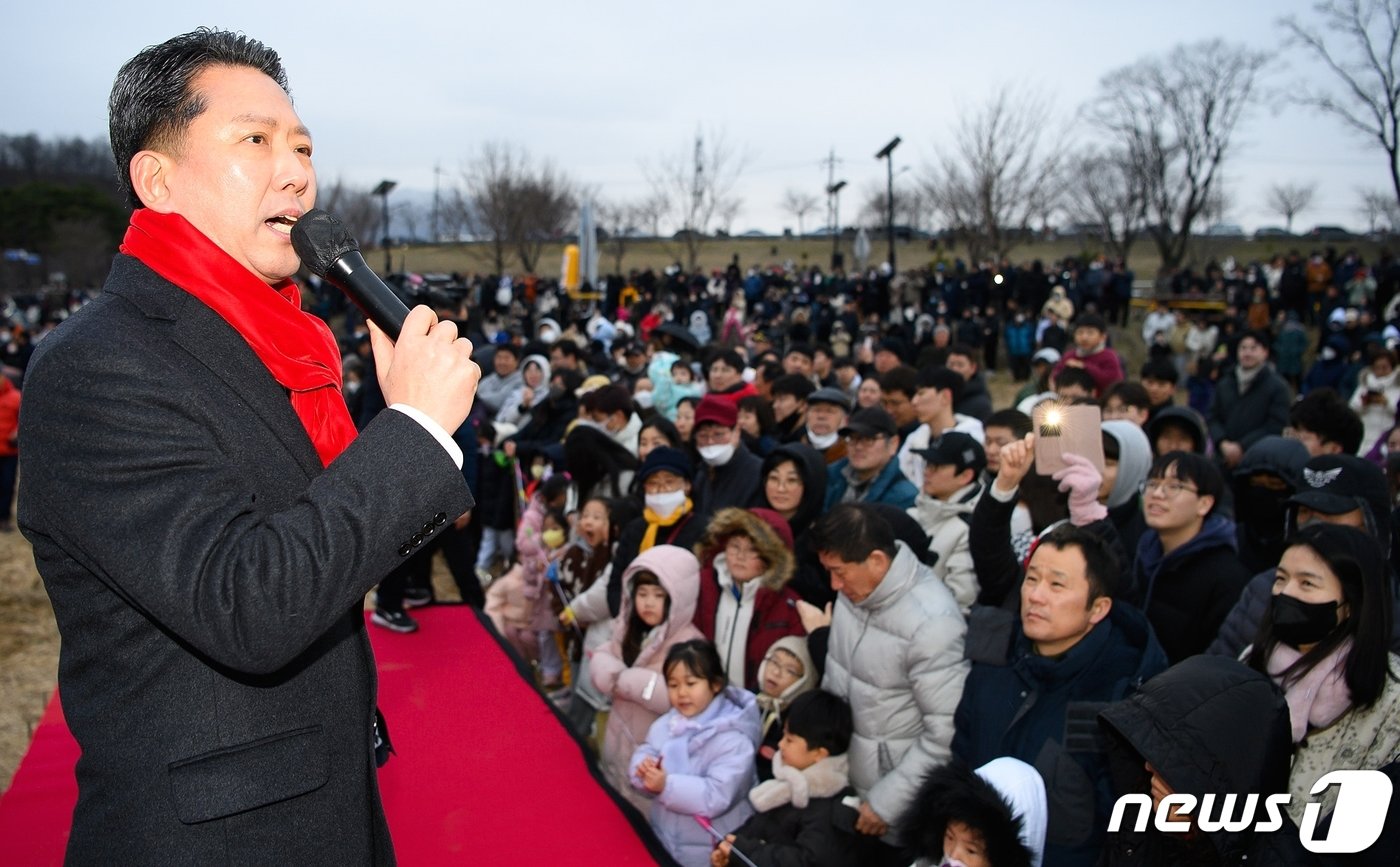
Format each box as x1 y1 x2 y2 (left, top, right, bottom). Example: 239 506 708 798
1104 381 1151 412
879 365 920 400
1034 523 1119 603
833 356 857 371
1053 366 1098 396
1289 388 1364 455
583 383 633 417
916 366 965 403
771 373 816 401
784 691 853 756
812 503 898 563
492 342 521 360
550 341 583 361
708 349 746 375
814 343 835 359
1239 328 1273 354
947 343 978 365
985 408 1032 438
110 28 288 209
1140 357 1180 385
1148 450 1225 516
785 343 814 362
756 360 783 386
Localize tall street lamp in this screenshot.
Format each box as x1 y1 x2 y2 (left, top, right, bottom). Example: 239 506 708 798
826 180 847 271
372 179 397 274
875 137 901 273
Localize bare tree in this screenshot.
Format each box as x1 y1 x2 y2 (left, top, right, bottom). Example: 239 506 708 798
643 130 747 271
921 85 1064 262
1267 181 1317 232
316 178 382 250
1359 187 1400 232
458 141 576 275
1086 39 1267 272
1281 0 1400 208
1062 147 1150 260
780 189 821 237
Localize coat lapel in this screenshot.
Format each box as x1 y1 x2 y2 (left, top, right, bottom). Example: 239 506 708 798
106 255 326 479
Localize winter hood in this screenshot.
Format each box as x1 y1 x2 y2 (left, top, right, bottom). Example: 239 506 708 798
759 443 828 536
1235 435 1309 489
1103 420 1152 509
755 634 817 714
900 757 1047 867
1144 405 1208 455
613 544 700 644
695 507 796 592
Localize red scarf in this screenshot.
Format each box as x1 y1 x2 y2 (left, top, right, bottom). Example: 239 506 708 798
121 209 357 467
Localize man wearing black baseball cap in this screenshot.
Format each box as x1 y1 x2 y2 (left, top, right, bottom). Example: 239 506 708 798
824 407 918 510
908 432 987 613
1210 453 1400 658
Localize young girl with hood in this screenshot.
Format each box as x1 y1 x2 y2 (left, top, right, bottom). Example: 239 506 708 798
692 508 804 691
899 757 1047 867
753 635 817 782
495 353 550 427
591 544 704 813
630 640 761 867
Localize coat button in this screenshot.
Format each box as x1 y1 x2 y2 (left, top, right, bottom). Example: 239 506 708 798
422 521 435 535
411 533 423 546
434 512 448 525
398 544 412 557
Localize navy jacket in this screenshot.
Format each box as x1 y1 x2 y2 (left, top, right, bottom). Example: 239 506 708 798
953 603 1168 867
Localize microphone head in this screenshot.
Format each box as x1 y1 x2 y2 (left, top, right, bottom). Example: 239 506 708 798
290 208 360 277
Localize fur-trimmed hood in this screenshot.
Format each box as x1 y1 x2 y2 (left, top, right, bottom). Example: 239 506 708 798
900 758 1046 867
695 507 795 591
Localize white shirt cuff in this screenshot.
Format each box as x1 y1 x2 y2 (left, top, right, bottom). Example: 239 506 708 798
389 404 464 469
989 481 1019 502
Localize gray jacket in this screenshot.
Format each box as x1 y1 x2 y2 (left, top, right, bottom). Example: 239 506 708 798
821 541 969 828
476 368 522 416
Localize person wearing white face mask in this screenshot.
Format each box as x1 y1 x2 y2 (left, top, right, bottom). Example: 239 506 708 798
604 447 708 618
801 387 851 465
691 394 764 526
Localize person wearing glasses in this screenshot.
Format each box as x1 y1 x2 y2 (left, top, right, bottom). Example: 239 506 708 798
692 395 764 524
825 407 919 511
1129 451 1251 663
691 507 805 691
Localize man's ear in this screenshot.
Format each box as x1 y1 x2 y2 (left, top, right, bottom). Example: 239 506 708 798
1089 594 1112 627
129 150 176 212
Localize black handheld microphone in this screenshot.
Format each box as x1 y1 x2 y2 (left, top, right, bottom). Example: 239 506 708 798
291 209 411 341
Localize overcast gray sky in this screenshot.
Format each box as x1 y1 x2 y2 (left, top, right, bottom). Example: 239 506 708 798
2 0 1388 237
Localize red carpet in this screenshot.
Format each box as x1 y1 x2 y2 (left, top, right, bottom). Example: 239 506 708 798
0 606 671 865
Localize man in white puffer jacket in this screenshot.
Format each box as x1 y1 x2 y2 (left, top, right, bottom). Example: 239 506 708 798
812 503 969 857
906 432 985 614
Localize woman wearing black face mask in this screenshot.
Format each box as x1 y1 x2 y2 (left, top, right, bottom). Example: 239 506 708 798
1246 522 1400 825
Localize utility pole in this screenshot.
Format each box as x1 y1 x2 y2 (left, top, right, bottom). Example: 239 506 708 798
431 163 442 244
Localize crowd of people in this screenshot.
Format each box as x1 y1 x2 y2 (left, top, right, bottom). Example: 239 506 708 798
16 233 1400 864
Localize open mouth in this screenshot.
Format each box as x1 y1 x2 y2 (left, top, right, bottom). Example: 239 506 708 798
265 214 300 235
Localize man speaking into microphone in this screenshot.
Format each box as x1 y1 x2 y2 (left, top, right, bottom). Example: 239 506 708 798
17 29 478 863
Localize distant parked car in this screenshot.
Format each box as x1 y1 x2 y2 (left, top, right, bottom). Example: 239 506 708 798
1307 225 1353 241
1253 226 1293 239
1205 223 1246 238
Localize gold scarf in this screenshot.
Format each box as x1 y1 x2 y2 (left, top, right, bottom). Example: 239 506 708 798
641 498 693 551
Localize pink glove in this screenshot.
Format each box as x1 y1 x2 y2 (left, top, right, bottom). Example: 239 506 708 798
1052 453 1108 527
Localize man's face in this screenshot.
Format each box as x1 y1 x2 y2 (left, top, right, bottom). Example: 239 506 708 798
1141 467 1213 533
147 65 316 283
772 393 805 424
845 432 896 474
695 422 739 450
1237 337 1268 370
1056 383 1092 403
813 351 833 378
807 402 846 436
708 360 741 392
493 350 518 377
881 390 917 427
1103 397 1148 427
1142 377 1175 407
911 386 948 425
947 354 976 381
1154 423 1195 456
819 549 890 604
783 353 813 377
550 347 576 370
983 425 1017 474
1074 326 1104 353
834 366 856 388
922 463 970 499
873 350 899 374
1020 543 1110 656
1295 504 1367 530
